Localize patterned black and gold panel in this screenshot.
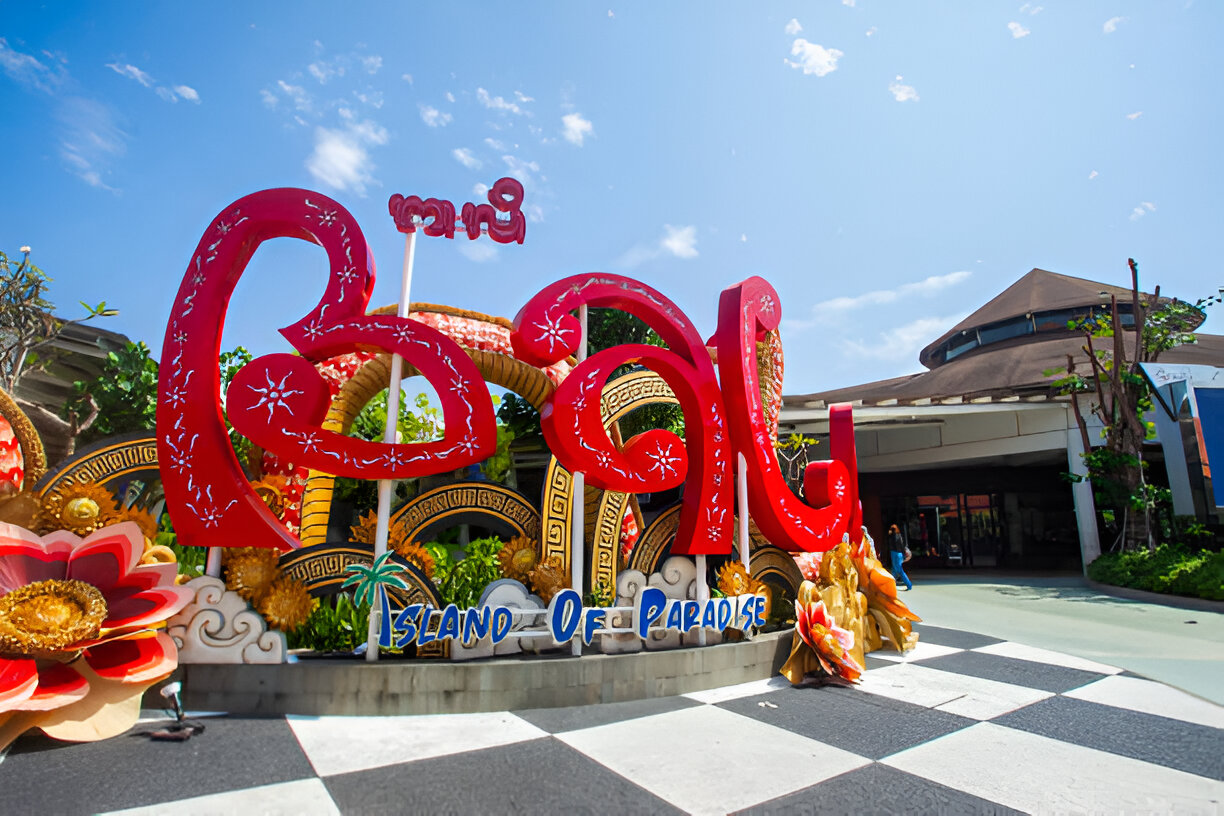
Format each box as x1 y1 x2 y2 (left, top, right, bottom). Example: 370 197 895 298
390 481 542 545
35 432 159 496
277 543 444 609
627 503 681 577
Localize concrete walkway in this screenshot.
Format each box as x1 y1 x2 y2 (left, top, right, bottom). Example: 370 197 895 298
902 574 1224 704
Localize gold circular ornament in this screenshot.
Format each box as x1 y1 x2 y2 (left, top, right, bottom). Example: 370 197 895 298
0 579 107 655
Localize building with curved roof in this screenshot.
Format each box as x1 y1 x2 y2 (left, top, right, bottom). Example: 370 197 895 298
781 269 1221 572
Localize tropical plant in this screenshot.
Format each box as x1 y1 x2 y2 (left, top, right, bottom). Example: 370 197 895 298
0 247 116 393
1049 259 1215 552
342 550 411 648
64 341 158 445
435 535 505 608
286 593 372 653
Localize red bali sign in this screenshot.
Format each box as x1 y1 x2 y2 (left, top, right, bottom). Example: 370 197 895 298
158 185 859 555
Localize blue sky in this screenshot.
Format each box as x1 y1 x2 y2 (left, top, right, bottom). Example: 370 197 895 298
2 2 1219 395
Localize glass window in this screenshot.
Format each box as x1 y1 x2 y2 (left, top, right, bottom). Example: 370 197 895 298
945 333 979 361
979 318 1034 345
1034 310 1078 332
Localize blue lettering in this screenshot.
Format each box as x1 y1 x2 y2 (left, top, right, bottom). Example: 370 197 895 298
681 600 700 633
463 605 492 645
438 604 461 642
634 587 667 639
394 603 423 648
666 600 684 630
491 606 513 644
701 600 717 630
548 588 583 644
753 595 768 628
716 598 732 630
739 596 757 629
417 607 438 645
582 607 607 645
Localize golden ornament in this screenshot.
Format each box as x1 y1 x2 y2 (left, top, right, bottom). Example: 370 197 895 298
140 544 177 566
256 577 315 632
223 547 280 602
0 579 107 655
121 504 160 541
496 536 539 583
716 562 753 597
349 509 408 550
250 476 288 519
527 556 568 603
392 540 436 578
36 481 121 535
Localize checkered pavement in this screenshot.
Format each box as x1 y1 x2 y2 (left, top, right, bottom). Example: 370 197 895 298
3 623 1221 815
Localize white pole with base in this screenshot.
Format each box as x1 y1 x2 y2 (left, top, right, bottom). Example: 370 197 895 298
366 230 416 662
570 305 587 657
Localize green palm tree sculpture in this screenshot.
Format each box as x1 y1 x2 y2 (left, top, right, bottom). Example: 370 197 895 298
342 551 410 649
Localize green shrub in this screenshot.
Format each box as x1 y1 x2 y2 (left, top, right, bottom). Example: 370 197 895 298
434 536 505 608
1088 544 1224 601
287 593 371 653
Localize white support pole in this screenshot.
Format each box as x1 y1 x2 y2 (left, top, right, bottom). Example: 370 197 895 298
205 547 222 579
695 554 707 646
737 452 750 574
366 230 416 661
1066 402 1101 574
570 305 588 657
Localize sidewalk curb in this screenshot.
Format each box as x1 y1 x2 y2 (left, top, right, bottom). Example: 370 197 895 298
1084 578 1224 614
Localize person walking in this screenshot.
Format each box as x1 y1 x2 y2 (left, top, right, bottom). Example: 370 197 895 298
886 523 913 591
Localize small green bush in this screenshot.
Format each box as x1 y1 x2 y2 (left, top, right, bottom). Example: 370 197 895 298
287 594 371 653
1088 544 1224 601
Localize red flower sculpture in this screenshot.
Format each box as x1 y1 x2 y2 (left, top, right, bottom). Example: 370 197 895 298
0 523 191 749
790 598 863 683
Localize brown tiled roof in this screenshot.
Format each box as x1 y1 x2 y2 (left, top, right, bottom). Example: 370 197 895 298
787 333 1224 407
918 268 1181 369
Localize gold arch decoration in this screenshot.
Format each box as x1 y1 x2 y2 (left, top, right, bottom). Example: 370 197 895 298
389 481 541 545
746 543 804 609
297 303 560 548
0 386 46 488
626 503 681 577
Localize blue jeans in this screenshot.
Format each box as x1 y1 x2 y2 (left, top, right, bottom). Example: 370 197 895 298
889 551 913 590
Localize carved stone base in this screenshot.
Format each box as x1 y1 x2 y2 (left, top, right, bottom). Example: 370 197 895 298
166 576 286 664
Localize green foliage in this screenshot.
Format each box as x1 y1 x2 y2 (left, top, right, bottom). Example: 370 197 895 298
1088 544 1224 601
334 390 442 508
481 423 515 484
0 247 116 392
497 392 541 441
66 341 159 445
434 535 505 608
286 594 372 652
584 580 615 608
586 307 684 439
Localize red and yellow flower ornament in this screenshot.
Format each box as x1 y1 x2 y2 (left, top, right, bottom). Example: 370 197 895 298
0 522 192 750
780 582 864 685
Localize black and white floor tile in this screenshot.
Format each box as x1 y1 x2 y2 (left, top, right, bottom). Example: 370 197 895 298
3 623 1221 815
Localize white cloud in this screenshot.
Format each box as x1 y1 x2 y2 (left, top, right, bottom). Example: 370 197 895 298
561 112 594 146
308 61 337 84
661 225 698 258
1126 110 1143 120
401 73 413 83
1008 21 1030 38
866 27 878 37
173 84 199 103
0 37 66 92
484 137 507 150
277 80 312 112
473 182 490 197
785 39 843 76
305 120 388 196
420 104 452 127
1103 16 1126 33
452 147 482 169
514 90 534 103
608 9 614 18
740 234 748 242
1129 201 1156 221
106 62 153 87
1088 170 1099 180
458 242 498 263
446 91 455 103
615 225 699 268
840 316 963 361
361 55 382 74
785 18 803 35
260 89 278 108
502 154 540 186
785 270 972 333
889 75 919 102
476 87 525 115
842 0 856 6
1019 3 1043 13
56 96 125 191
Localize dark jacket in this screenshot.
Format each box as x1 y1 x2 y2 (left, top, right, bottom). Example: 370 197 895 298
887 531 906 554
